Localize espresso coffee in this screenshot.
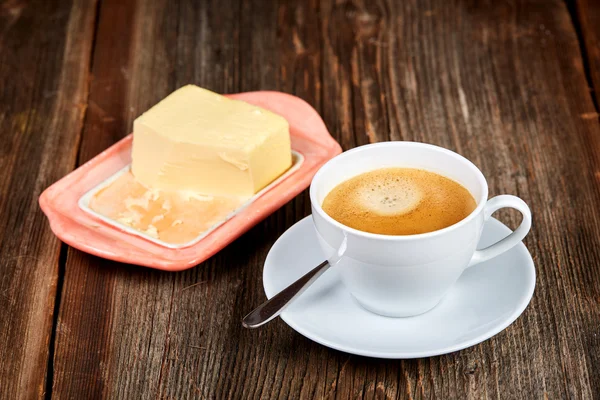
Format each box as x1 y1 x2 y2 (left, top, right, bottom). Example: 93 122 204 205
321 168 477 235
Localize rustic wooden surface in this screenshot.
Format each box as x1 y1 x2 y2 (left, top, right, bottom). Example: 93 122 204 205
0 0 97 398
1 0 599 398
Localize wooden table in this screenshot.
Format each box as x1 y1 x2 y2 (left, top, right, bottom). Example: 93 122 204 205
1 0 599 398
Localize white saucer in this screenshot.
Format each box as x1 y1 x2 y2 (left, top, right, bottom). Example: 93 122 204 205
263 216 535 359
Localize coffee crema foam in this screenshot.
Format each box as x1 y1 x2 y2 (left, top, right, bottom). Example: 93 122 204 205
321 168 477 235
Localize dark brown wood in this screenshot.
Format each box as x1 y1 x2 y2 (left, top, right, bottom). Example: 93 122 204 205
0 0 597 398
0 0 98 398
574 0 600 108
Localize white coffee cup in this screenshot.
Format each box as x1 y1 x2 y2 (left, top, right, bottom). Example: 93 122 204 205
310 142 532 317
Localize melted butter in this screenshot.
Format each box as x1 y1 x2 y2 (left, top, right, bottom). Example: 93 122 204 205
89 171 245 245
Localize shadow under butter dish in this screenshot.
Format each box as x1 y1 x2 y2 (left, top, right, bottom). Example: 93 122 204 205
321 168 477 235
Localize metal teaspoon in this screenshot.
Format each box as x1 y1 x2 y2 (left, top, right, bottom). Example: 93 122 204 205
242 235 347 328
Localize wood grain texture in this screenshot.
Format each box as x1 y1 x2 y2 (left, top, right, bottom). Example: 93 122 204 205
574 0 600 108
44 0 600 398
0 0 97 398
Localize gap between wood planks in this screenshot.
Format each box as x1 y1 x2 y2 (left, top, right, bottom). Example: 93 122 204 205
565 0 599 114
44 0 103 398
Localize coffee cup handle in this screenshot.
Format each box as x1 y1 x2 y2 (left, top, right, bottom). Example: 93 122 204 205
467 195 532 268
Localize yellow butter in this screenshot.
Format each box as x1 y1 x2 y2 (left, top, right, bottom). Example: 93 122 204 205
131 85 292 198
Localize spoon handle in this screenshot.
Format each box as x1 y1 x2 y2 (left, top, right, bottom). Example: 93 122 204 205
242 260 331 329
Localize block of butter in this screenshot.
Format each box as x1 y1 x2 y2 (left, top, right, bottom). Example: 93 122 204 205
131 85 292 198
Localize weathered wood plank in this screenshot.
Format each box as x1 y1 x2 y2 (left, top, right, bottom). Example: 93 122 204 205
574 0 600 109
52 0 600 399
0 0 97 398
50 0 142 397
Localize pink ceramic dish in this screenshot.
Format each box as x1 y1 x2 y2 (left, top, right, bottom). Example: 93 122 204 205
39 91 342 271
